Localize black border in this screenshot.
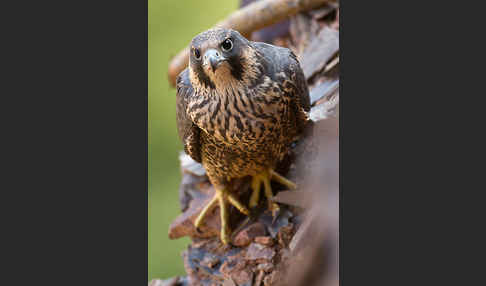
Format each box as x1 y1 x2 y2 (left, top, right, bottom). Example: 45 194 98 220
4 0 474 284
4 0 148 284
341 0 472 285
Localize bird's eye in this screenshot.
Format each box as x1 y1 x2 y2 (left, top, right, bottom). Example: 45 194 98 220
193 48 201 60
221 38 233 52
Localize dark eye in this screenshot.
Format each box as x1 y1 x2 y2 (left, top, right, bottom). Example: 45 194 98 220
193 48 201 60
221 38 233 52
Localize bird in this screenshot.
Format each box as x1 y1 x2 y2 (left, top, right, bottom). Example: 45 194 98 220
175 27 310 244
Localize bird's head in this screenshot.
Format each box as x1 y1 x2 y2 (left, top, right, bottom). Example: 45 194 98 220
188 28 260 92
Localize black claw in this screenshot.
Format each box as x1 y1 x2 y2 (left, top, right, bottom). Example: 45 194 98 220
271 209 281 224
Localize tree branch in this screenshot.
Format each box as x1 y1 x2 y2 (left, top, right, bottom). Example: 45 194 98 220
167 0 331 86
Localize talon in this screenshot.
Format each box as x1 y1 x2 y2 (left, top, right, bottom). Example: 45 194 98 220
193 169 295 244
250 169 296 214
194 195 218 229
270 203 280 218
227 192 250 215
250 175 262 208
218 194 231 244
270 169 297 189
193 188 250 245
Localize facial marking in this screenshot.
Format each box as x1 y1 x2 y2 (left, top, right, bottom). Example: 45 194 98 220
188 28 262 94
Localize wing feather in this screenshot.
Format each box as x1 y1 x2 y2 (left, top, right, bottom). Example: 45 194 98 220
253 42 311 134
176 69 202 163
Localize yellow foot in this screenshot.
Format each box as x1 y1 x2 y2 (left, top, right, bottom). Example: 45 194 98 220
194 188 250 244
249 169 297 216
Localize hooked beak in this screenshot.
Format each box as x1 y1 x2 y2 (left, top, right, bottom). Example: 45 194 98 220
203 49 226 72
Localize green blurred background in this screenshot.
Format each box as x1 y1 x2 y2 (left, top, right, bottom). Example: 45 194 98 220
148 0 238 281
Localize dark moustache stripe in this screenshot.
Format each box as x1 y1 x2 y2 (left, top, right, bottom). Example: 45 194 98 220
195 64 215 89
228 55 244 81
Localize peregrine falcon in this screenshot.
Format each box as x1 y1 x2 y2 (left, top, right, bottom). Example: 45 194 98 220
176 27 310 244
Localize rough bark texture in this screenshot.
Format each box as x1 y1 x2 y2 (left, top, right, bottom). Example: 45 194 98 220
152 1 339 285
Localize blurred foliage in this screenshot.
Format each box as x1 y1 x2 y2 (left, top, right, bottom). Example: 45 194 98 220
148 0 238 281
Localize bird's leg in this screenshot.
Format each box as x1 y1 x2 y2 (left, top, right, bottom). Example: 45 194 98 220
218 192 230 244
262 170 280 216
194 195 218 230
269 169 297 190
250 169 297 216
249 175 262 208
194 188 250 244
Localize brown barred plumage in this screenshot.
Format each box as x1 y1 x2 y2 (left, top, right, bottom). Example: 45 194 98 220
175 28 309 244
